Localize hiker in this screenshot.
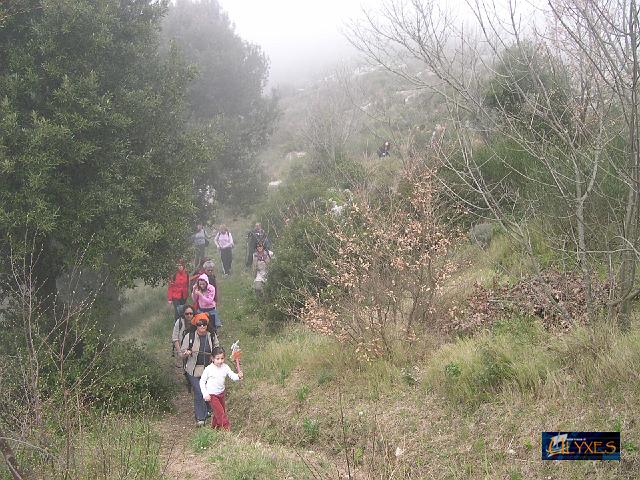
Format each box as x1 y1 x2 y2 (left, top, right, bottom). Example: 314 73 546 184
180 313 220 426
252 242 271 296
214 224 234 276
172 305 194 355
377 141 391 158
201 260 221 329
172 305 194 392
167 260 189 320
189 259 219 329
200 346 243 430
189 257 208 290
246 223 270 267
192 273 220 330
430 123 446 148
192 223 209 270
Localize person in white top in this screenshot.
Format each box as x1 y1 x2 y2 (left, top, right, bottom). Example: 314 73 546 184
214 224 235 275
199 346 243 430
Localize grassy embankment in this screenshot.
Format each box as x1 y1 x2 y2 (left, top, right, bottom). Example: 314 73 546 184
222 234 640 479
53 232 640 479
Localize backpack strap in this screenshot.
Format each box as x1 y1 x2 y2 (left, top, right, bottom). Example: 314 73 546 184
180 317 192 343
188 330 196 350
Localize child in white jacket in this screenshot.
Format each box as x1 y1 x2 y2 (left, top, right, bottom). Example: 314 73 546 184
199 346 243 430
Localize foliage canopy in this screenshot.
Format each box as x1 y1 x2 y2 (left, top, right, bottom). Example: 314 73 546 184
0 0 202 289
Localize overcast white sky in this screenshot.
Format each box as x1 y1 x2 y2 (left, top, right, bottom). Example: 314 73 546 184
216 0 544 88
218 0 367 87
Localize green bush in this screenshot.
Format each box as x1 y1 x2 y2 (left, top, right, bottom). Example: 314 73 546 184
256 175 333 241
90 339 176 413
296 385 310 403
474 345 516 391
444 362 462 379
2 315 175 432
262 215 333 328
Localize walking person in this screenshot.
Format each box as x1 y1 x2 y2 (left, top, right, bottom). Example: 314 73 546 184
252 242 271 296
214 224 234 275
172 305 195 390
172 306 194 355
192 223 209 270
245 223 269 268
202 260 221 329
200 346 243 430
192 273 220 329
167 260 189 321
180 314 219 426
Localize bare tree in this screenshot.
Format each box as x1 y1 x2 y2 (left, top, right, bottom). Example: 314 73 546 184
301 69 364 165
0 239 108 477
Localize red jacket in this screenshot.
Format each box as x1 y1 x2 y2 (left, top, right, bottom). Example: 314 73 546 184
167 270 189 301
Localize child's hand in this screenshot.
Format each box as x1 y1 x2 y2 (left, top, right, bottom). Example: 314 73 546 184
238 370 244 380
203 394 211 401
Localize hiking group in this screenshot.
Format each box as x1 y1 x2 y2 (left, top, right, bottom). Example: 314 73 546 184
166 222 272 429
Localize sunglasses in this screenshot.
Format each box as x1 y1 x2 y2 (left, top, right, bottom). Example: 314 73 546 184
196 322 208 327
184 312 194 316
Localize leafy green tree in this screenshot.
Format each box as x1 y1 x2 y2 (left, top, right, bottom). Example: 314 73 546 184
0 0 202 298
162 0 278 211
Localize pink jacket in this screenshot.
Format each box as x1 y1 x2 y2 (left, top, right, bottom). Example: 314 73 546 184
192 273 216 309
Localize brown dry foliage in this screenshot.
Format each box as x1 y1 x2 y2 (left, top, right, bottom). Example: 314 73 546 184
451 269 611 333
300 161 461 359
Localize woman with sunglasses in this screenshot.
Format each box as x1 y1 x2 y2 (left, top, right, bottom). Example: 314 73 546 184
172 306 195 355
180 313 220 426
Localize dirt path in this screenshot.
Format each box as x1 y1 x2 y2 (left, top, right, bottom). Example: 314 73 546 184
154 363 221 479
127 216 339 479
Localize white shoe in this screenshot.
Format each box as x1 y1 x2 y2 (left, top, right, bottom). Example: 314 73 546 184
196 420 205 427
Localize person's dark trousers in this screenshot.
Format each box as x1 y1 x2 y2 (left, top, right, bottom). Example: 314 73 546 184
187 373 207 421
246 236 256 267
220 248 233 274
246 244 254 267
172 299 185 321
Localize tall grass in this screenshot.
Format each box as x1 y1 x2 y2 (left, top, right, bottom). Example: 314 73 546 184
423 316 553 405
1 417 165 480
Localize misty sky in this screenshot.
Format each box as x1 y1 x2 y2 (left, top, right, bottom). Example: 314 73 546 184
218 0 366 87
216 0 543 88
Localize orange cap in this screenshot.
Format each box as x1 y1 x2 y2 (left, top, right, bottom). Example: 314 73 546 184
191 312 209 326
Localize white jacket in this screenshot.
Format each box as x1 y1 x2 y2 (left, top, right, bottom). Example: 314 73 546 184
199 362 240 395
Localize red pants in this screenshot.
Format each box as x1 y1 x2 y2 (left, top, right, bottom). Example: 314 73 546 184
208 391 230 430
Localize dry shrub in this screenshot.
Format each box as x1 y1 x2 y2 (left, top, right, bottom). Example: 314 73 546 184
300 161 460 359
451 269 611 333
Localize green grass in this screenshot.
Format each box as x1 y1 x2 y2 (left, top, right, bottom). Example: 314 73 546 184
92 231 640 479
191 428 222 452
202 431 321 480
421 315 550 405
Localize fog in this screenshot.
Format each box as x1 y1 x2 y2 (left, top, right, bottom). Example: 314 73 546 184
218 0 366 88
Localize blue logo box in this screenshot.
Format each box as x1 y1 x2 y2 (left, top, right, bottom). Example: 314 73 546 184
542 432 620 460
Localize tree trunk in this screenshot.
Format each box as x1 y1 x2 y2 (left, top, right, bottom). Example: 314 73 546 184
618 0 640 332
